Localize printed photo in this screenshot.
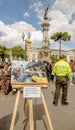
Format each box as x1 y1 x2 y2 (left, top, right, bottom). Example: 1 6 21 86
11 60 48 84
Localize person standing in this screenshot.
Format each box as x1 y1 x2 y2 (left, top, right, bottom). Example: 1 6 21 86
50 61 55 82
1 62 11 95
69 59 74 85
45 62 51 82
52 55 71 106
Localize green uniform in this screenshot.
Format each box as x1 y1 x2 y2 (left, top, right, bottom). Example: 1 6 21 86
53 60 71 105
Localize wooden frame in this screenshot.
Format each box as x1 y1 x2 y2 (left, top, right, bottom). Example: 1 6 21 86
9 82 54 130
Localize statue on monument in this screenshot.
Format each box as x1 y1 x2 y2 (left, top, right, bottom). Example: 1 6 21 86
44 7 48 19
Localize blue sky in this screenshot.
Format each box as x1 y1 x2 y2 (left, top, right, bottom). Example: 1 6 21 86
0 0 75 50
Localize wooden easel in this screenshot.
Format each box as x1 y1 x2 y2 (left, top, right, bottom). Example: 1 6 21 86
9 82 54 130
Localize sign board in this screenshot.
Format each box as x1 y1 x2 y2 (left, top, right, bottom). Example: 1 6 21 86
23 86 41 98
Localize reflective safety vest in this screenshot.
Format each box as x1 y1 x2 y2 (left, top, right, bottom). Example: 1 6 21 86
53 60 71 77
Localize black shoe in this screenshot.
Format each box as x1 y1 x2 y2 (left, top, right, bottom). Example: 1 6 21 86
62 102 69 105
53 101 57 106
4 90 9 95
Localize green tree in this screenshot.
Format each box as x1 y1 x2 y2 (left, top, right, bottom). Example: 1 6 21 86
50 55 60 62
12 46 25 59
51 32 71 57
0 45 9 61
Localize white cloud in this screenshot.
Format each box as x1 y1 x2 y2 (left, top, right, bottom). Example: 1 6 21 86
49 10 67 22
0 21 19 44
0 21 12 36
29 1 44 22
31 31 42 47
9 21 36 33
0 20 42 48
47 2 75 50
52 0 75 19
48 10 68 35
23 12 29 17
48 9 75 43
31 1 43 10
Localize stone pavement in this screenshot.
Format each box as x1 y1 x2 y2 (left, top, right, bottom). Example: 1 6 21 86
0 82 75 130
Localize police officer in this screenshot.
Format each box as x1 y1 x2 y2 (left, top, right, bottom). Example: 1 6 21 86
53 55 71 106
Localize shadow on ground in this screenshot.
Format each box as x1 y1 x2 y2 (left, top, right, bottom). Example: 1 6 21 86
0 111 19 130
23 104 48 130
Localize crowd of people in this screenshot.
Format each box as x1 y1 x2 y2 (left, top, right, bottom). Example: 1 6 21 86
0 57 75 106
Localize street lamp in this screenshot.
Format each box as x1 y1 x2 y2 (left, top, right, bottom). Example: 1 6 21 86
27 32 31 39
22 32 26 60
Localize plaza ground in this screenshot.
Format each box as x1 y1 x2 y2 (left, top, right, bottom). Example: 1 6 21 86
0 82 75 130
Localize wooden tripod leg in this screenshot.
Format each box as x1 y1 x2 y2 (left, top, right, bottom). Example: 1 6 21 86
29 98 34 130
10 90 20 130
41 91 54 130
22 98 27 123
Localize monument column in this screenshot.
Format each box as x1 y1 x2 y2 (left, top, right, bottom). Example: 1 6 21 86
39 7 51 62
42 7 50 48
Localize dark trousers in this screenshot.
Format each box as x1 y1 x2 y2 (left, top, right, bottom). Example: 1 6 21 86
53 76 68 104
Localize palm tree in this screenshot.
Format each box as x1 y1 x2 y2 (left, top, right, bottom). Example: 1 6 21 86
51 32 71 57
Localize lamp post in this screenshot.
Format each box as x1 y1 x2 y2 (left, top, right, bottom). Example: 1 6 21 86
27 32 31 39
22 32 26 60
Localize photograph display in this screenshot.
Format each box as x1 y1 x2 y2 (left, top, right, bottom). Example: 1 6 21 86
11 60 48 85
